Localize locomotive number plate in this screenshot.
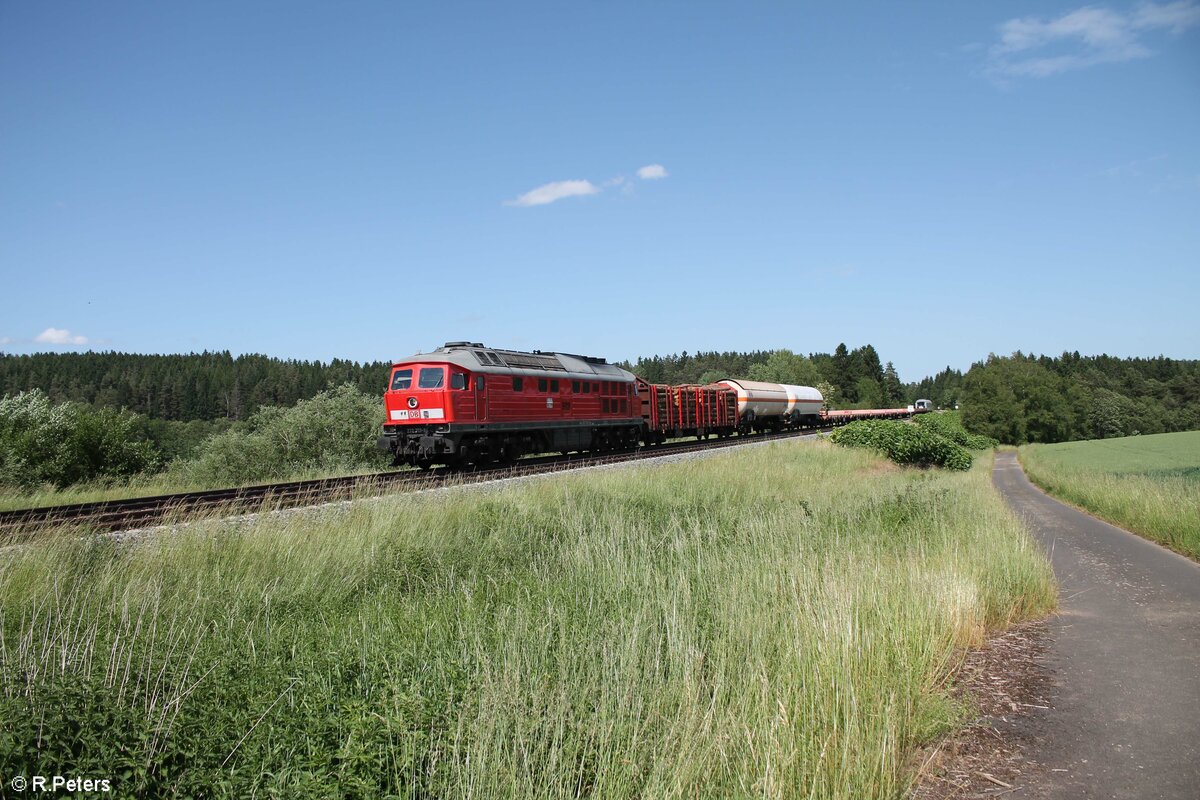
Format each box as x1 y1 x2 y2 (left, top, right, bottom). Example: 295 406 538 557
390 409 445 420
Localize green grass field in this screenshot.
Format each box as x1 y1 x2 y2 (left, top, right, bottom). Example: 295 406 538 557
1020 431 1200 559
0 441 1055 799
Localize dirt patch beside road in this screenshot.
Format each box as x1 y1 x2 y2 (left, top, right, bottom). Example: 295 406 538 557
912 619 1053 799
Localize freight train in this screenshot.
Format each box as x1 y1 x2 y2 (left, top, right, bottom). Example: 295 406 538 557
377 342 921 468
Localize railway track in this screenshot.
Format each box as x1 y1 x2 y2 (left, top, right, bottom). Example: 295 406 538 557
0 426 834 535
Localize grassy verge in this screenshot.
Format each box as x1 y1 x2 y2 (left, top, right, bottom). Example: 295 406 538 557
1019 431 1200 560
0 441 1055 798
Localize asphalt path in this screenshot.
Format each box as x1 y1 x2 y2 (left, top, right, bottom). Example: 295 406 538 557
992 451 1200 799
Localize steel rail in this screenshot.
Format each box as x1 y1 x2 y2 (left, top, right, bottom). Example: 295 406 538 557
0 426 834 534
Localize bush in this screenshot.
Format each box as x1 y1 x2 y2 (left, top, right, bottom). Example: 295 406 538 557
913 411 998 450
0 390 156 490
830 419 973 470
174 384 388 486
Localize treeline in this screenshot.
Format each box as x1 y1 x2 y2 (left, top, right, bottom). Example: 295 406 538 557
0 351 391 422
905 367 965 410
617 343 909 409
960 352 1200 444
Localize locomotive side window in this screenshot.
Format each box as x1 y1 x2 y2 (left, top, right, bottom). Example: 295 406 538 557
583 382 590 393
390 369 413 390
513 377 523 391
602 399 610 413
572 381 580 393
538 379 548 392
550 379 559 393
418 367 445 389
592 383 599 393
475 375 485 390
451 372 467 390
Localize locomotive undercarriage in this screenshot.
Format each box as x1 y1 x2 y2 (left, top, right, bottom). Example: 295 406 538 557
378 421 642 468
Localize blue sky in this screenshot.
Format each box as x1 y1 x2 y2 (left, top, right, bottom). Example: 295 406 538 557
2 1 1198 382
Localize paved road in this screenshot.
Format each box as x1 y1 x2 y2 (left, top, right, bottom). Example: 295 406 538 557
992 452 1200 799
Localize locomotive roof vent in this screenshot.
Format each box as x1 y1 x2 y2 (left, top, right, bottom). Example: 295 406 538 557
553 351 608 365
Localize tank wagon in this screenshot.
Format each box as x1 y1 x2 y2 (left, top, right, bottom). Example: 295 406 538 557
378 342 640 468
718 379 823 432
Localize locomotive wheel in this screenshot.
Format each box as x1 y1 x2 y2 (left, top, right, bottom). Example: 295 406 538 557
415 458 434 471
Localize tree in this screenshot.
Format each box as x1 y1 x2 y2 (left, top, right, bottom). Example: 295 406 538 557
882 362 905 406
832 343 853 400
854 376 884 409
961 359 1025 444
745 350 822 386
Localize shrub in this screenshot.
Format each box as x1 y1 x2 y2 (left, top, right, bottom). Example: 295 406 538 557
830 419 973 470
0 390 155 489
913 411 998 450
175 384 389 486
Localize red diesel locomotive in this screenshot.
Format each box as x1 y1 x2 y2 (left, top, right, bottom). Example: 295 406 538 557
379 342 921 468
379 342 642 468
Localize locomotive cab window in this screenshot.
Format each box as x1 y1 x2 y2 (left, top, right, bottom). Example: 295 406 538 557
390 369 413 390
450 372 467 390
418 367 444 389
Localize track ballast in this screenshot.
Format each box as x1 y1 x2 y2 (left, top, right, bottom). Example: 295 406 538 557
0 426 834 535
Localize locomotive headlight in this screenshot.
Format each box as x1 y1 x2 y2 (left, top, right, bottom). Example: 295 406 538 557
407 397 419 409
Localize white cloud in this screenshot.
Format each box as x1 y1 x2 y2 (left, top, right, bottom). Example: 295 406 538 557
1134 0 1200 31
505 165 668 207
1102 153 1168 178
504 179 600 207
986 2 1199 79
35 327 89 346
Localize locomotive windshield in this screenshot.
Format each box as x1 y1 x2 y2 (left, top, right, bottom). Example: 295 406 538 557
390 369 412 390
418 367 445 389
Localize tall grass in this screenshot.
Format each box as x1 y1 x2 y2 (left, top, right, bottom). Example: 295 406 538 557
1020 432 1200 559
0 462 400 513
0 441 1055 798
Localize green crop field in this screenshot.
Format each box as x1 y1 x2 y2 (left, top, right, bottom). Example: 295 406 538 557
1020 431 1200 559
0 442 1055 799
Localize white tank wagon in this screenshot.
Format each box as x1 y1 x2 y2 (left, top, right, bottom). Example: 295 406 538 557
717 379 823 432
